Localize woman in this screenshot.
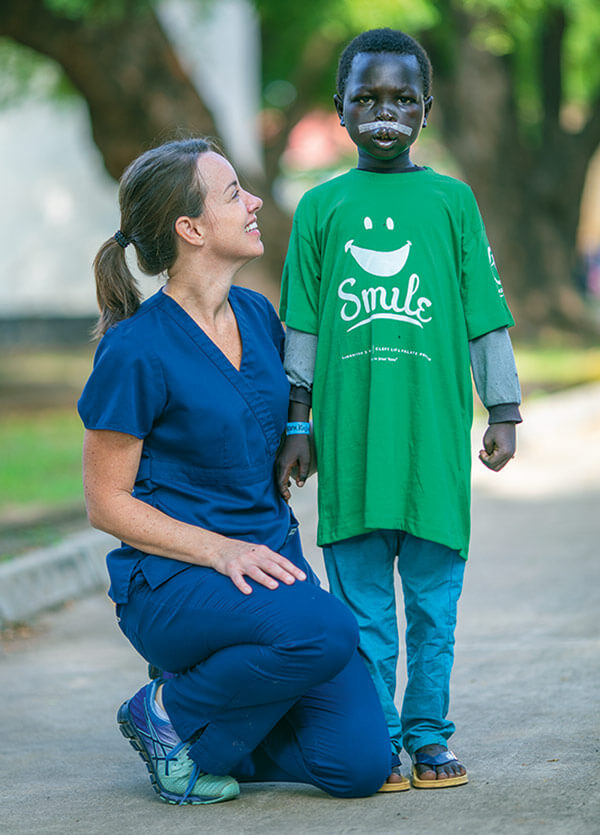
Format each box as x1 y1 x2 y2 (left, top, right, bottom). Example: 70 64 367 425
78 138 390 806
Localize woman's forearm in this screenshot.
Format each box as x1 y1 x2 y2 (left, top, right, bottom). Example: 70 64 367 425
86 487 228 568
82 428 305 594
83 428 227 567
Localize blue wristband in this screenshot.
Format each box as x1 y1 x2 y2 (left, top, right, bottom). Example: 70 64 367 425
286 421 310 436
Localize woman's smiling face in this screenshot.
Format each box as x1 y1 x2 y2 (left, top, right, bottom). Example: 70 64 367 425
196 152 263 265
335 51 432 171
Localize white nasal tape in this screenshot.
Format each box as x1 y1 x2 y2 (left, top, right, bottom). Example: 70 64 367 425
358 121 412 136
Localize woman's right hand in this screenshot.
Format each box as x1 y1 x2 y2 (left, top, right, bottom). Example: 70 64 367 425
211 539 307 595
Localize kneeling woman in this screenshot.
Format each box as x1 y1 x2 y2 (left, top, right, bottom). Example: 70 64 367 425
78 138 390 806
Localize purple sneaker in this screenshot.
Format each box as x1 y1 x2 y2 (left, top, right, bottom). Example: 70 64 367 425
117 681 239 805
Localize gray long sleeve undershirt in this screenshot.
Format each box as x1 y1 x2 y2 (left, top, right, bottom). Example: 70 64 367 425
284 326 522 423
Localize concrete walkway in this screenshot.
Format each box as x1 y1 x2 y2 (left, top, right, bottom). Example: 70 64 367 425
2 385 600 834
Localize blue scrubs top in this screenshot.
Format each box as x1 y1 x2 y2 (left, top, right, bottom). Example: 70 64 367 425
78 285 292 603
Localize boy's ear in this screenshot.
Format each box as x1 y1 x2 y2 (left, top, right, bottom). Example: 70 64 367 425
424 96 433 119
333 93 345 125
174 215 204 246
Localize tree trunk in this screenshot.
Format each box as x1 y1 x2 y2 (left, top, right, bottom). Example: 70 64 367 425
0 0 219 177
0 0 291 294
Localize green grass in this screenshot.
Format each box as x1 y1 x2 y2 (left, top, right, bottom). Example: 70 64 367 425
514 344 600 396
0 409 84 511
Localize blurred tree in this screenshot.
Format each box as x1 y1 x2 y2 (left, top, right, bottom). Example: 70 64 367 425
418 0 600 333
0 0 215 177
1 0 599 332
0 0 292 281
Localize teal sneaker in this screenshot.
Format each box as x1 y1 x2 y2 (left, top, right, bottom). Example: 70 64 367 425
117 681 239 805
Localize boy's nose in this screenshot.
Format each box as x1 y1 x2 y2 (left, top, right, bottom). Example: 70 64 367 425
376 101 396 120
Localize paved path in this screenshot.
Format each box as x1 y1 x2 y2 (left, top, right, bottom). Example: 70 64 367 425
2 386 600 834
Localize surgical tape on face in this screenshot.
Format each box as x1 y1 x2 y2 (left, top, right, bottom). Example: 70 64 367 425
358 121 412 136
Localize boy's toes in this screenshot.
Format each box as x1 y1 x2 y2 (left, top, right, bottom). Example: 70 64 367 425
377 765 411 792
414 764 437 782
411 745 468 789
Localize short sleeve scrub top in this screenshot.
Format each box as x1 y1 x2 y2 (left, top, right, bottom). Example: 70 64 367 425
77 286 293 604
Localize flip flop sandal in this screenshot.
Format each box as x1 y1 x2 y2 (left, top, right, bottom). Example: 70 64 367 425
411 749 468 789
378 765 411 792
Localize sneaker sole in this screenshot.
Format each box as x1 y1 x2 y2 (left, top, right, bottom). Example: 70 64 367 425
117 700 237 805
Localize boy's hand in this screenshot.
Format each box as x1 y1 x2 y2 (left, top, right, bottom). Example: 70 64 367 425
277 435 312 501
479 422 516 471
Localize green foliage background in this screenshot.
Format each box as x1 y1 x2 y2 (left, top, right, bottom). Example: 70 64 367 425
2 0 599 118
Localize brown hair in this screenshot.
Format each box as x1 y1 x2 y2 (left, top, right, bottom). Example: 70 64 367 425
92 137 214 337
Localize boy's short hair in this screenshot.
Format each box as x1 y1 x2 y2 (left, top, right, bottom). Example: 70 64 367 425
336 28 432 100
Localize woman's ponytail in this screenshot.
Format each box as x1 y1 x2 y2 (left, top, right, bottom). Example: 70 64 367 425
92 236 141 338
91 137 213 339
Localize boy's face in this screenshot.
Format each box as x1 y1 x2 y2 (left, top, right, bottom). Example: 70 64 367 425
335 52 432 171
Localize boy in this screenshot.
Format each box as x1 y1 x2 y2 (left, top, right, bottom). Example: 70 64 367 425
277 28 521 790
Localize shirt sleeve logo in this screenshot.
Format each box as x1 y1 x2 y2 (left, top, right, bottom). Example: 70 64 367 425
488 246 505 298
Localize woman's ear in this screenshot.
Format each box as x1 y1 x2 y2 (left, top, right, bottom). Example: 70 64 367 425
174 215 204 246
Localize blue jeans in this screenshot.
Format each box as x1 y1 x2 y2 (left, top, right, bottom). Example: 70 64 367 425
116 529 391 797
323 530 465 757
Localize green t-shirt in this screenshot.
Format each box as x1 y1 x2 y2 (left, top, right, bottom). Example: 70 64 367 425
280 167 514 556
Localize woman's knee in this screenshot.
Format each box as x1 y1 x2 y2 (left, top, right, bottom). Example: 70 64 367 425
315 745 390 798
276 590 359 682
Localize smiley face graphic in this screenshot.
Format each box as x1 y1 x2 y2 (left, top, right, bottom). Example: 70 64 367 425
345 216 411 277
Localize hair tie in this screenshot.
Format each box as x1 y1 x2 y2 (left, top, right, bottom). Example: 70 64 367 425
114 230 130 249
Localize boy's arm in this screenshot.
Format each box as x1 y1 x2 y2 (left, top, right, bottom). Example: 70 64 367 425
470 327 522 472
277 328 317 500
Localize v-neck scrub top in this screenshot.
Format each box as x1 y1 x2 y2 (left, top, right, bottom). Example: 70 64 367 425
78 286 292 604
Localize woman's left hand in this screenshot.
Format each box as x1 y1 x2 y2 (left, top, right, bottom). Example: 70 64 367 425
210 539 307 595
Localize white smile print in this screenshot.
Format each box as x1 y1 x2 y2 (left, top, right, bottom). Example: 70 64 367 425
338 216 432 331
345 238 412 277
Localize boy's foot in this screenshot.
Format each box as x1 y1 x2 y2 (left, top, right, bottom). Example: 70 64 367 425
117 681 240 805
411 744 468 789
378 765 411 792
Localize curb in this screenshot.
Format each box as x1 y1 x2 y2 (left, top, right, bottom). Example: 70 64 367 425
0 528 117 628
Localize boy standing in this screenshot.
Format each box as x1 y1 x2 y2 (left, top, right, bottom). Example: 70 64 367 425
278 28 522 790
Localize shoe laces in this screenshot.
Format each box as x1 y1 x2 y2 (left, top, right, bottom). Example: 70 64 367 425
162 743 200 804
164 741 202 804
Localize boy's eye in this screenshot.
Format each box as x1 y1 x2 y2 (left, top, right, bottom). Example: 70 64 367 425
357 95 372 104
399 96 416 104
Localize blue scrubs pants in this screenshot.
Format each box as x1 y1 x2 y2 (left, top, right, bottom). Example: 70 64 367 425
322 530 465 757
116 531 391 798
